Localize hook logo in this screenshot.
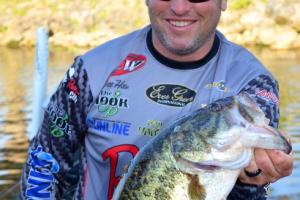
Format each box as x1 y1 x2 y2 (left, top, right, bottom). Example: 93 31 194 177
96 90 129 117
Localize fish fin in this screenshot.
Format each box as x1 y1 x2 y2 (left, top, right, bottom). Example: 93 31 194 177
174 155 220 175
188 175 206 200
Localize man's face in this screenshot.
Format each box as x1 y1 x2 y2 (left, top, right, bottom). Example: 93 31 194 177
146 0 227 60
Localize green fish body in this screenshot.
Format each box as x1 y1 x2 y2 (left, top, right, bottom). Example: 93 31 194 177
112 93 291 200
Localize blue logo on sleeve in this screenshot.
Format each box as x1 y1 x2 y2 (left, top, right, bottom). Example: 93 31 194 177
26 146 60 199
29 146 60 173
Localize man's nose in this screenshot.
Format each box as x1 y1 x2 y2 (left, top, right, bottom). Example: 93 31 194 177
170 0 191 16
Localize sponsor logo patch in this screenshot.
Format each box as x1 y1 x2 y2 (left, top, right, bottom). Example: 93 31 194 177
86 117 131 136
205 81 230 93
66 78 80 103
96 90 129 117
47 103 72 137
102 145 139 199
146 84 196 107
110 53 146 77
61 66 79 103
256 89 279 104
139 120 163 137
26 146 59 199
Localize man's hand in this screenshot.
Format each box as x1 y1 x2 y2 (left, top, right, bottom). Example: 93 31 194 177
239 148 293 185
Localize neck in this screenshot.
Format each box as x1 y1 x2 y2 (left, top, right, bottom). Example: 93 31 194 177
146 30 220 70
152 32 216 62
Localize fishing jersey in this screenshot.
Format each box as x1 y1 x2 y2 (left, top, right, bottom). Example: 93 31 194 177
21 25 280 200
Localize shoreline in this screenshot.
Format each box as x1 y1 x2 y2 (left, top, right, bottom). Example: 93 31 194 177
1 0 300 50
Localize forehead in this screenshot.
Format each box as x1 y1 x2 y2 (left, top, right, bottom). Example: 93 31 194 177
146 0 226 10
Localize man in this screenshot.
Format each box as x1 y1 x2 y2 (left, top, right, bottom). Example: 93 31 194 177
21 0 293 199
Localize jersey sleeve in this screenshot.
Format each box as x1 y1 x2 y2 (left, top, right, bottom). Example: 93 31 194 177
20 56 93 199
228 74 279 200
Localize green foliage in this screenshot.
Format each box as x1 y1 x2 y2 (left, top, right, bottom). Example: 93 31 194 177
13 8 27 16
7 40 20 48
230 0 252 10
229 0 269 10
0 25 7 33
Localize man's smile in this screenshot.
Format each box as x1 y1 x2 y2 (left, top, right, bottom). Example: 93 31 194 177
167 19 196 28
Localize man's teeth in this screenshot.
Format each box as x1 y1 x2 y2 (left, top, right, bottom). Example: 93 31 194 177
169 20 193 27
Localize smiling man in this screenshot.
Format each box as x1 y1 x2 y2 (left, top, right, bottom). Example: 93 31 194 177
21 0 293 199
148 0 226 60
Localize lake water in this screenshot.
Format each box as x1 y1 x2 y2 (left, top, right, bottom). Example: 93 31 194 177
0 46 299 199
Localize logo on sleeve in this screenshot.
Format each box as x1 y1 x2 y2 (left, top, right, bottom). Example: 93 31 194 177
66 79 80 103
110 53 146 76
47 103 72 137
146 84 196 107
61 65 80 103
26 146 59 199
256 89 279 105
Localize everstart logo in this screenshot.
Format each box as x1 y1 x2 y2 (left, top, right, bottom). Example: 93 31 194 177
110 53 146 76
146 84 196 107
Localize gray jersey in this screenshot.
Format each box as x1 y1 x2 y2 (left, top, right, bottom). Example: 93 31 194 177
21 26 279 200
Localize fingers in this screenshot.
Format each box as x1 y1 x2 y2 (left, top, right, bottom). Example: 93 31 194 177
267 149 293 176
240 149 272 185
239 148 294 186
240 168 267 185
239 151 264 185
244 155 259 174
255 149 280 183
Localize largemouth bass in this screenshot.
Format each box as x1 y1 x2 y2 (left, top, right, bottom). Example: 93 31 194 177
112 93 292 200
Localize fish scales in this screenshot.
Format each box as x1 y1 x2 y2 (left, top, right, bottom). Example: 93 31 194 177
113 93 291 200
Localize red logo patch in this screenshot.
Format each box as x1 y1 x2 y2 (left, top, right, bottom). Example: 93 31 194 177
256 90 279 104
111 54 146 76
67 79 79 96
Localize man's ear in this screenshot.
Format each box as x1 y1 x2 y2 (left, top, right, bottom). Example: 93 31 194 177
221 0 227 11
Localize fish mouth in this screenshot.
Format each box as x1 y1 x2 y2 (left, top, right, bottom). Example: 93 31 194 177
174 155 220 172
173 149 253 174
